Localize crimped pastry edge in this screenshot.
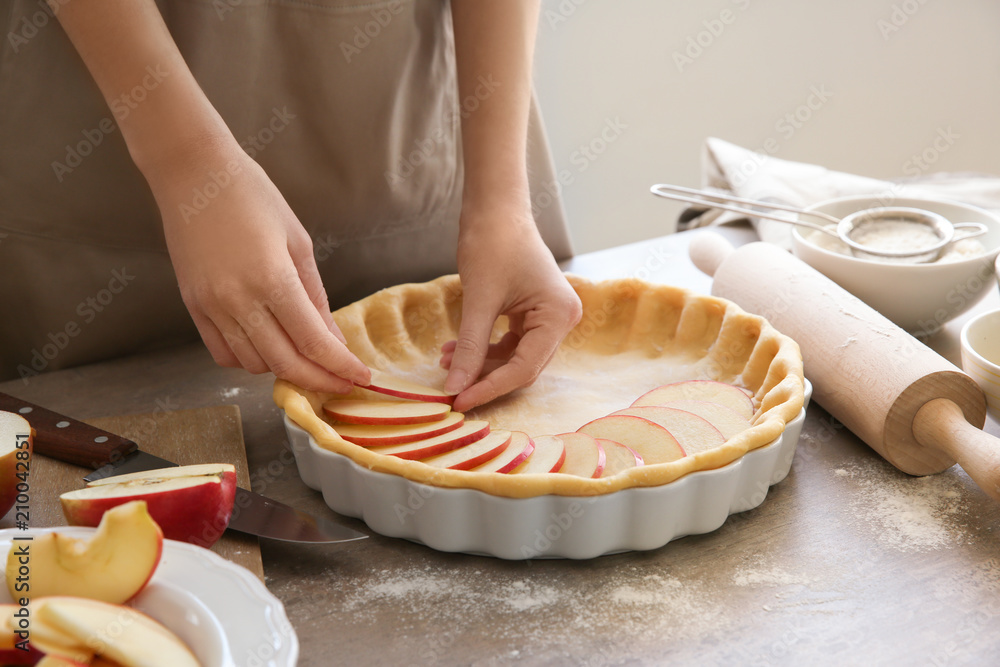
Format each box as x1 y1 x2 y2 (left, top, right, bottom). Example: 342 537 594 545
274 274 804 499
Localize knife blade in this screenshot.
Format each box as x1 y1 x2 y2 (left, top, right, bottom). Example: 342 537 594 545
0 392 367 544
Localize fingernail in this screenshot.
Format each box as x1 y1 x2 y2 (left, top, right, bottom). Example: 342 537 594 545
445 369 468 395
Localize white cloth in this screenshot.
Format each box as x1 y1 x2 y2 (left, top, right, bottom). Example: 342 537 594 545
678 137 1000 250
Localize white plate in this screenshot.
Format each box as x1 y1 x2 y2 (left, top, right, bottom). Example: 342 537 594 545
0 528 298 667
283 382 812 560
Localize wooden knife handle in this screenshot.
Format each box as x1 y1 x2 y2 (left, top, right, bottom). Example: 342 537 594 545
0 392 137 469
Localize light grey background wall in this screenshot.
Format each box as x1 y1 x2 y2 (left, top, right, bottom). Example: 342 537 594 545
533 0 1000 254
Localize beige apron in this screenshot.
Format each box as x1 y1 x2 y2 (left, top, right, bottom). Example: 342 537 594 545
0 0 572 382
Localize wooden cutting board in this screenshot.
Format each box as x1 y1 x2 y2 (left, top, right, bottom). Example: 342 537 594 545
14 404 263 581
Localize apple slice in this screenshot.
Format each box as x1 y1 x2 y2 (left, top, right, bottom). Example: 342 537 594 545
35 597 200 667
578 415 686 464
6 500 163 604
0 411 32 519
368 421 490 460
612 406 725 456
555 432 606 478
510 435 566 474
0 604 47 665
360 369 456 404
632 380 755 420
422 430 513 470
323 399 451 425
657 400 752 439
598 439 644 478
333 411 464 446
61 463 236 548
36 657 92 667
470 431 535 473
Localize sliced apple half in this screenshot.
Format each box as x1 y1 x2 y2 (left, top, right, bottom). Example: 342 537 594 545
0 603 46 665
333 411 464 446
0 411 31 519
511 435 566 474
555 432 606 478
578 415 686 465
323 398 451 425
367 420 490 460
6 500 163 604
422 430 512 470
598 439 644 478
470 431 535 474
35 596 200 667
632 380 755 420
61 463 236 548
657 400 752 440
612 406 725 456
360 370 456 404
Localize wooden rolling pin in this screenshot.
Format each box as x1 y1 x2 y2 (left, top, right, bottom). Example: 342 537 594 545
689 234 1000 501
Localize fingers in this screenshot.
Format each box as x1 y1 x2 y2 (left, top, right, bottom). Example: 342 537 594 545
451 324 558 413
443 294 502 395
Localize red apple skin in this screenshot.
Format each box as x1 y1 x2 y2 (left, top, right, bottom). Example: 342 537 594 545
61 469 236 548
334 412 465 447
369 422 491 460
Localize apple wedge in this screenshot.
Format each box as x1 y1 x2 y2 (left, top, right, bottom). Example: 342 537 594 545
657 400 752 440
578 415 685 465
422 430 513 470
598 439 644 478
555 433 606 478
35 597 200 667
323 398 451 425
367 421 491 460
7 500 163 604
0 604 45 665
470 431 535 474
510 435 566 474
0 411 31 519
360 370 456 404
333 411 464 446
632 380 755 420
612 406 725 456
61 463 236 548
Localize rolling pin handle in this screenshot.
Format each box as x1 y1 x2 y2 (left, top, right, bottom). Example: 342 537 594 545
913 398 1000 501
688 232 735 278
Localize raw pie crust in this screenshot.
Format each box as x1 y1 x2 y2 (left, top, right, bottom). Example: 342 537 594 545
274 275 804 499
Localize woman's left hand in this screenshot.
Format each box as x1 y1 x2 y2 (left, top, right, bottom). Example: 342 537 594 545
442 203 582 412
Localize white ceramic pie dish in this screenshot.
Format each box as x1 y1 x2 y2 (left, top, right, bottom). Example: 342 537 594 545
281 380 810 560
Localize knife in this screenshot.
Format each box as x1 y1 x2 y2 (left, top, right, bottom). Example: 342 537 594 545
0 392 367 544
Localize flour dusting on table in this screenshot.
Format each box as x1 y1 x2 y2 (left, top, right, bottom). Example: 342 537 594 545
833 460 970 552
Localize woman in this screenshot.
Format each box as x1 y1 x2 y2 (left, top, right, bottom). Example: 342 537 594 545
0 0 581 412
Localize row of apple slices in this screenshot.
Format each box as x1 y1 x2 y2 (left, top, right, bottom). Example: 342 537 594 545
324 375 755 477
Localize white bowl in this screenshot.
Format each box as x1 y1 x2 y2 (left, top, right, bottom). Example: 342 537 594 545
283 383 811 560
790 195 1000 334
960 308 1000 419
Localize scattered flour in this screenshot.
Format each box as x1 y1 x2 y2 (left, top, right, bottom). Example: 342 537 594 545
833 460 969 552
221 387 243 399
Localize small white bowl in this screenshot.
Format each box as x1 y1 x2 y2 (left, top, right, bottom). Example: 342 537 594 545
791 195 1000 334
960 308 1000 419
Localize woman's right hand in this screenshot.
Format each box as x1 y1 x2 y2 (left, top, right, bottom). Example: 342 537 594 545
145 139 371 394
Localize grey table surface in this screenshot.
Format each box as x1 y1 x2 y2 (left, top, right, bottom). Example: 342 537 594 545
7 225 1000 666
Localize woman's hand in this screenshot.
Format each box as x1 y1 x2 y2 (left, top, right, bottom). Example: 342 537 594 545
442 202 581 412
147 140 370 393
